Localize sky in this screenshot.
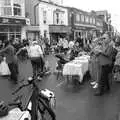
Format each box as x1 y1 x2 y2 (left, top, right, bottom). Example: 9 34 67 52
63 0 120 33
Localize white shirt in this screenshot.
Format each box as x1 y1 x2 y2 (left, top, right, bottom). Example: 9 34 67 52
28 44 43 58
63 39 68 48
69 41 74 48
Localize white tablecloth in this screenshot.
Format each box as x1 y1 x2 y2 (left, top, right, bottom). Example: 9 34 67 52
0 108 31 120
63 55 89 83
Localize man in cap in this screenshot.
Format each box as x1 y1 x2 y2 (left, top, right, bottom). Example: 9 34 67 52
28 40 44 75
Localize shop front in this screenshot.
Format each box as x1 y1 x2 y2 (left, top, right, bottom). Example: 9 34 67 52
25 25 40 41
0 17 26 42
49 25 71 44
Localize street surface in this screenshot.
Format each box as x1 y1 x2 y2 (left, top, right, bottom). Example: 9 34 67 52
0 54 120 120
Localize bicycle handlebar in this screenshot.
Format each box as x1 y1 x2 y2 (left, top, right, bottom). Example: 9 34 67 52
12 83 30 95
12 74 41 95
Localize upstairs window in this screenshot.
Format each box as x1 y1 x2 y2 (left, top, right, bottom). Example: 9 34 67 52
81 15 84 22
76 14 80 22
0 0 12 16
85 16 89 23
43 10 47 24
56 12 59 24
0 7 12 15
90 18 93 24
13 4 21 16
93 18 96 24
4 0 11 5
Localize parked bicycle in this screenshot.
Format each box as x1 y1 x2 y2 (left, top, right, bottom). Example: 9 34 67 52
2 74 56 120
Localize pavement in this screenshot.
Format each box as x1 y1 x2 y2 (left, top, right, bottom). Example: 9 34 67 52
1 54 120 120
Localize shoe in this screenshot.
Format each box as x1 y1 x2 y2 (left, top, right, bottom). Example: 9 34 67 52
90 81 96 85
93 83 98 89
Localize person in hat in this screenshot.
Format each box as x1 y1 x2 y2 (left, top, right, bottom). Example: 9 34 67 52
28 40 44 75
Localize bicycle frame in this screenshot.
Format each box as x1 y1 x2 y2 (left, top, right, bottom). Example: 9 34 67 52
12 76 56 120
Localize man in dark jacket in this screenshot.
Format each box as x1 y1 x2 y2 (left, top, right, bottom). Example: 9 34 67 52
95 33 116 96
0 40 18 83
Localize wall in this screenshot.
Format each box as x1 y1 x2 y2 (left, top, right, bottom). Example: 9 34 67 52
25 0 39 25
39 1 68 38
0 0 25 18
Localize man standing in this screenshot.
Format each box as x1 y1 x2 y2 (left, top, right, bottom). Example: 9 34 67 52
95 33 116 96
28 40 44 75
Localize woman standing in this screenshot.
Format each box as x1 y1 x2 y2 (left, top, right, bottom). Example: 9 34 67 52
0 40 18 83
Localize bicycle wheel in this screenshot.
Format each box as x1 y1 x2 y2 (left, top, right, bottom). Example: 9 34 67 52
38 98 56 120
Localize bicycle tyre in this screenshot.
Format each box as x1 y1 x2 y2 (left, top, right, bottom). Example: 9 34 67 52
38 98 56 120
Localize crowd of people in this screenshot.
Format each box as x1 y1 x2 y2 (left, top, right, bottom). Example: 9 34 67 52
53 33 120 96
0 33 120 97
0 37 50 83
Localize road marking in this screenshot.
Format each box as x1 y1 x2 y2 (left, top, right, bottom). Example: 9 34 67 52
56 81 65 88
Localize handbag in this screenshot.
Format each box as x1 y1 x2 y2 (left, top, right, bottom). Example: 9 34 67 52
0 57 11 76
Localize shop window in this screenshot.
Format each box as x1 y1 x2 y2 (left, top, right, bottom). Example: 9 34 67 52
16 27 21 32
0 27 8 32
16 34 21 39
13 4 21 16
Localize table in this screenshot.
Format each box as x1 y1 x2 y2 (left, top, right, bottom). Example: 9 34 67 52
0 108 31 120
63 55 89 83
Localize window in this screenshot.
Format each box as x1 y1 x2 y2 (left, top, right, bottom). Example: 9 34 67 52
76 14 80 22
56 12 59 24
4 0 11 5
13 4 21 16
90 18 93 24
43 10 47 24
0 0 12 16
85 16 89 23
81 15 84 22
61 13 64 24
44 30 47 38
93 18 96 24
0 7 12 15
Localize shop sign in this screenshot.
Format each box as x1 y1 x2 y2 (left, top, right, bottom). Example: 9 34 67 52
0 17 26 25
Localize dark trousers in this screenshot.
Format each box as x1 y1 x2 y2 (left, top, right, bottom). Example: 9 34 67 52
8 62 18 82
31 57 45 74
98 65 112 93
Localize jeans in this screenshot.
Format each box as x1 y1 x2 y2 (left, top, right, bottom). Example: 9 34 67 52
98 65 112 93
30 57 45 75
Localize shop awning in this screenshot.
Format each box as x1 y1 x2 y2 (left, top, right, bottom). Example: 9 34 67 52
49 25 71 33
25 26 40 31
